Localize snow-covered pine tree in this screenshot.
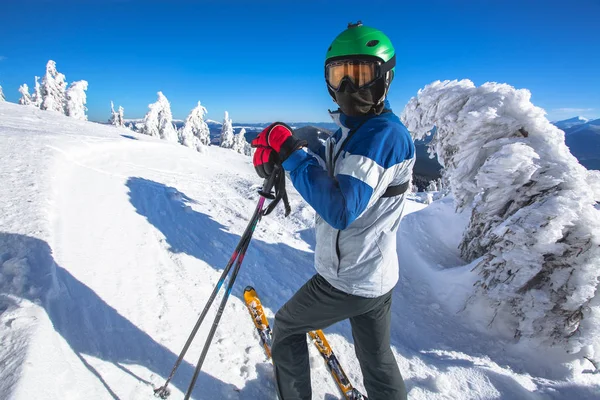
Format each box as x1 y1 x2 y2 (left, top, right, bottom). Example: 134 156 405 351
31 76 42 108
0 85 5 101
220 111 234 148
119 106 125 127
402 79 600 356
109 101 125 127
141 100 160 137
232 128 251 155
426 180 438 192
40 60 67 113
157 92 178 142
179 101 210 150
19 84 33 105
141 92 178 142
64 80 88 120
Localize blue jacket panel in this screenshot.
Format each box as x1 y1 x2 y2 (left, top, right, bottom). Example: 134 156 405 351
283 111 414 230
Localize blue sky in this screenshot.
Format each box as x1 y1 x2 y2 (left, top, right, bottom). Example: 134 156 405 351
1 1 598 123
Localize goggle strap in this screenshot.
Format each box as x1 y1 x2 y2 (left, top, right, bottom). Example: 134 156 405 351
380 54 396 74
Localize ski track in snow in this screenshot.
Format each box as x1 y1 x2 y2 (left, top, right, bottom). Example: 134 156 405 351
0 102 598 400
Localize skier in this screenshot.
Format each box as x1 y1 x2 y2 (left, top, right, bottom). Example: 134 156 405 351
251 22 414 400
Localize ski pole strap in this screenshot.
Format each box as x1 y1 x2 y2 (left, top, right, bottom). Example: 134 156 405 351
258 166 278 200
262 166 291 217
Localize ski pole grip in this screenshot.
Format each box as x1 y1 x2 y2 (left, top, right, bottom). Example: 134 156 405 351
258 164 280 199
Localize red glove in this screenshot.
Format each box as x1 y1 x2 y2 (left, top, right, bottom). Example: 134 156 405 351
252 147 280 179
251 122 306 178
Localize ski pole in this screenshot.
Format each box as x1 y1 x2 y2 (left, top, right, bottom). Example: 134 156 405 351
154 170 279 399
154 199 265 398
183 197 264 399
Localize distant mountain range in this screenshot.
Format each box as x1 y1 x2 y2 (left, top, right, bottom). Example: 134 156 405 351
122 119 339 146
118 115 600 187
119 118 442 188
553 117 600 170
553 116 590 130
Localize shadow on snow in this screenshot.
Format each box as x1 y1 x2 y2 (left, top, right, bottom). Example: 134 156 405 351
0 232 259 399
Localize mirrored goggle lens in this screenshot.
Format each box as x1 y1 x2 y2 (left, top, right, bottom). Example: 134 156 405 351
326 61 378 90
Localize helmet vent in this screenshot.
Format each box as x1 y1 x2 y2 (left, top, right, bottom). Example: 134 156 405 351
328 46 332 51
366 40 379 47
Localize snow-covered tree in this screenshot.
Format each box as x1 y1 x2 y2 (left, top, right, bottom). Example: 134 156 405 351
426 179 438 193
0 85 5 102
220 111 234 148
64 80 88 120
109 101 125 127
402 80 600 357
141 102 160 137
426 177 446 193
18 84 32 105
157 97 178 142
141 92 178 142
232 128 252 155
179 101 210 150
425 177 449 202
40 60 67 113
31 76 42 108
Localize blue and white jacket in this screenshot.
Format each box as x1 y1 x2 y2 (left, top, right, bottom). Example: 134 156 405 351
282 102 415 298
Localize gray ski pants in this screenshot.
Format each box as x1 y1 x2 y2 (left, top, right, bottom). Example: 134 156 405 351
271 274 407 400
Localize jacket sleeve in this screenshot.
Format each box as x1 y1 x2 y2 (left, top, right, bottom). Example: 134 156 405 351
282 123 412 230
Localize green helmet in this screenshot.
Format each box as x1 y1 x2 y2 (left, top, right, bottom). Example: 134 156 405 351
325 22 396 115
326 22 395 67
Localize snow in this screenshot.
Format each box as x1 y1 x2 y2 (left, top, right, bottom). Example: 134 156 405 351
1 101 599 399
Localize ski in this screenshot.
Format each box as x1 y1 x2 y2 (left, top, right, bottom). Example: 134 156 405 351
243 286 273 359
308 330 367 400
243 286 367 400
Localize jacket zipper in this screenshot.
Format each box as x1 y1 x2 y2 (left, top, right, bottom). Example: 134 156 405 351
331 124 364 275
335 230 341 273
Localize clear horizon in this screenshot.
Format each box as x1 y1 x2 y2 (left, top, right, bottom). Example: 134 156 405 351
1 0 598 123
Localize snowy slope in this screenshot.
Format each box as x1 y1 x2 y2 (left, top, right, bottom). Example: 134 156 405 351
1 102 599 400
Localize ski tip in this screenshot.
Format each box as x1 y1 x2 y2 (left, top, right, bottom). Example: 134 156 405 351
244 285 255 293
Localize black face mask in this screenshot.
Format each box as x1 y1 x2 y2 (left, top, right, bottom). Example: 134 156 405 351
333 77 386 117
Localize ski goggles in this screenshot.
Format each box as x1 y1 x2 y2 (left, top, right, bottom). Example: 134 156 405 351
325 55 396 91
